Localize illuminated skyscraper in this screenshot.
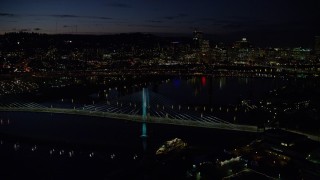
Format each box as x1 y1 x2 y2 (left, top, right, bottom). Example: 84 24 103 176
193 29 203 50
233 38 251 49
193 29 203 41
201 40 210 53
171 41 180 60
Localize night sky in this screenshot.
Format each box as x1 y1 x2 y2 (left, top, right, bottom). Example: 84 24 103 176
1 0 320 46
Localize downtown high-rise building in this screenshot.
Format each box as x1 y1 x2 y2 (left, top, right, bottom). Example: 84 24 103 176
193 29 203 50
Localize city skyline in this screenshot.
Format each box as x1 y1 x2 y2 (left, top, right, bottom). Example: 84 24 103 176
1 0 319 46
1 2 320 179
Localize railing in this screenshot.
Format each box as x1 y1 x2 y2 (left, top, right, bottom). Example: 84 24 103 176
0 107 258 132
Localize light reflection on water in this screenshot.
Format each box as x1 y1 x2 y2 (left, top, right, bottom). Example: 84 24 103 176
156 76 286 106
219 77 226 90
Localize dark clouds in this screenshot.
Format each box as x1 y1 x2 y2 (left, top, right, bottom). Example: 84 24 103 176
148 20 163 23
163 13 188 20
0 0 319 46
0 12 112 20
106 2 132 8
50 14 112 20
0 13 16 17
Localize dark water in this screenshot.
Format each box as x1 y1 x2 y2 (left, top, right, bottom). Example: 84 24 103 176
153 77 287 106
0 111 255 150
0 76 318 179
33 76 289 106
0 111 256 179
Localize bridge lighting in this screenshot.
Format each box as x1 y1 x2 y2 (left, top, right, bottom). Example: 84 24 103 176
14 143 20 151
110 154 116 159
133 154 138 160
69 151 74 157
31 145 37 151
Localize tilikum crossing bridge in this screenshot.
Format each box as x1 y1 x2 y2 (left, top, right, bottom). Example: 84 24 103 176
1 88 320 142
0 88 259 133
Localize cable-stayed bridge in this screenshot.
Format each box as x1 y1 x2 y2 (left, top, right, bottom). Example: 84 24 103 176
0 90 259 132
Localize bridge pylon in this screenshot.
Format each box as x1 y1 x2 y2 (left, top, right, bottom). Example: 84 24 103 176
141 88 149 151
